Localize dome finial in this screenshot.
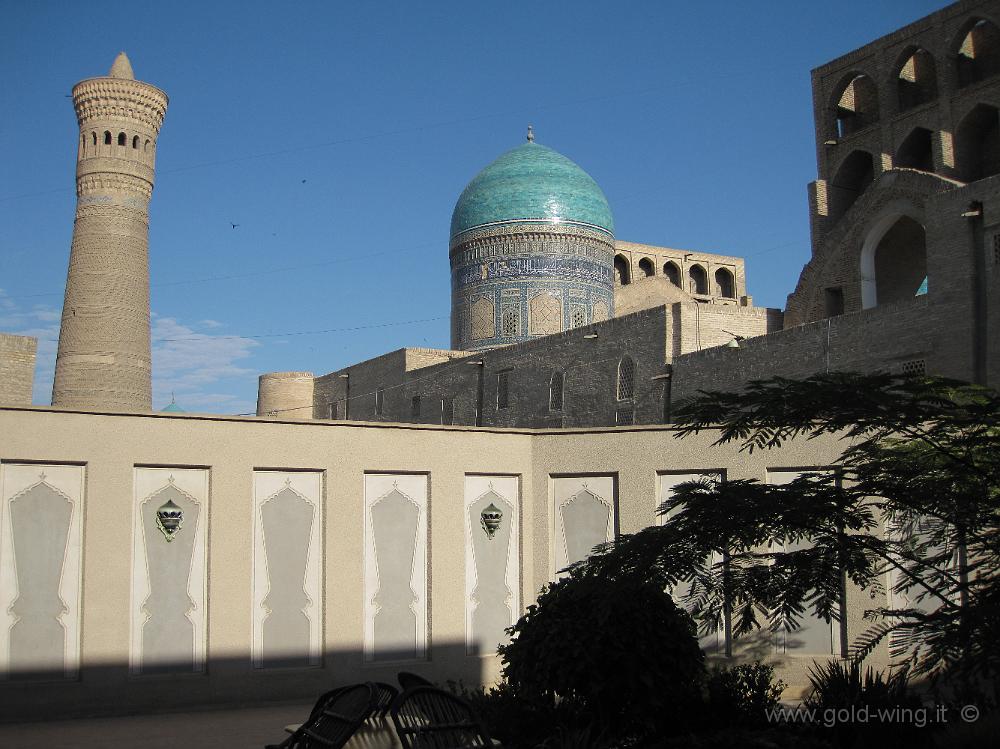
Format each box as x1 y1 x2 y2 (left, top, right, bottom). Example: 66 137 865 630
526 124 534 143
109 51 135 80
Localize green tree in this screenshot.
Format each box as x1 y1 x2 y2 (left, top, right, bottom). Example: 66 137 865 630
575 372 1000 691
498 572 706 743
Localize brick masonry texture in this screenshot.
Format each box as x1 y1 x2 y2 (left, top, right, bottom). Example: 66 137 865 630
257 0 1000 426
51 54 167 412
0 334 37 406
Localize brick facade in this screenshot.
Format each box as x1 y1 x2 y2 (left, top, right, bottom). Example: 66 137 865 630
0 334 37 406
257 1 1000 426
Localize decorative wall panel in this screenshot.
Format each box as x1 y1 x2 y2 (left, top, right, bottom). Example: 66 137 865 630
130 467 208 675
364 474 427 662
471 297 495 341
252 471 322 669
658 472 723 654
529 292 562 335
464 475 519 656
592 299 609 322
0 463 84 680
552 475 615 577
767 469 837 655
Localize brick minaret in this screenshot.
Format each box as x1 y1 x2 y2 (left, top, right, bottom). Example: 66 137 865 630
52 53 168 410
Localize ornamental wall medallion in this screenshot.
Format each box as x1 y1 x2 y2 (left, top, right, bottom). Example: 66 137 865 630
155 497 184 541
480 503 503 539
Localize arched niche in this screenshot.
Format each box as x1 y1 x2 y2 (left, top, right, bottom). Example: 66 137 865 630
955 103 1000 182
828 150 875 224
895 127 934 172
955 18 1000 87
663 261 681 287
832 73 880 137
714 268 735 298
860 213 927 309
614 255 631 286
688 264 708 295
896 47 937 111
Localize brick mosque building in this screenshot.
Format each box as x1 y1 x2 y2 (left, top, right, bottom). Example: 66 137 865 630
253 0 1000 428
1 0 1000 719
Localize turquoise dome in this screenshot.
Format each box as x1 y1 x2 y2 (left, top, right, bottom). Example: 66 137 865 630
450 142 614 239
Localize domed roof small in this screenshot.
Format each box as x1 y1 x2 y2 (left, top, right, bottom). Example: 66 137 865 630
450 134 614 239
161 393 184 413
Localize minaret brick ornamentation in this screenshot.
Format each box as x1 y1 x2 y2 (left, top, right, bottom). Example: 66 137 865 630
52 52 168 410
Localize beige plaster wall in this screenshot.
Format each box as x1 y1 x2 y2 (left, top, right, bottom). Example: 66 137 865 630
0 406 885 720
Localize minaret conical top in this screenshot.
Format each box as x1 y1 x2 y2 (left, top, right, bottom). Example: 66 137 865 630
109 51 134 79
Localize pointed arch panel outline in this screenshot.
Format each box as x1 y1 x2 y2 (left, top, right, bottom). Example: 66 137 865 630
657 471 726 654
638 257 655 277
830 72 880 138
549 370 565 412
859 205 928 310
828 150 875 225
528 291 562 336
251 470 323 669
550 474 616 579
464 474 520 657
617 355 636 401
954 17 1000 87
130 467 208 675
688 264 709 295
663 261 681 287
363 473 427 663
766 469 842 656
895 127 934 172
896 47 937 111
955 103 1000 182
0 463 85 681
714 268 736 298
614 254 631 286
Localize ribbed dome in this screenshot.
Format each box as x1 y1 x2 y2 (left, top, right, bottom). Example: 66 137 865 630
450 142 614 239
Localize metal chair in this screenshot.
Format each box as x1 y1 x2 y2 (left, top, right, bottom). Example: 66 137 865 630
396 671 433 691
266 682 377 749
390 685 497 748
372 681 399 719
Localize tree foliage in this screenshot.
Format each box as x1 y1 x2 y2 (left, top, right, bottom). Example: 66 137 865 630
498 572 705 741
574 372 1000 688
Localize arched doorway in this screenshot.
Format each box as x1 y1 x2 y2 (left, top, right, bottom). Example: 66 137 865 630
860 215 927 309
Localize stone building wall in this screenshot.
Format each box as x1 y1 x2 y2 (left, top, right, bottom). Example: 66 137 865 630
671 296 940 404
0 334 37 406
612 240 748 304
256 371 315 418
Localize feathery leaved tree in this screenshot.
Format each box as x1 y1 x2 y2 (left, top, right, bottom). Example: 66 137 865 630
573 372 999 691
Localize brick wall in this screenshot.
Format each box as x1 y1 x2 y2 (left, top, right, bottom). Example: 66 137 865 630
671 296 939 404
0 334 37 406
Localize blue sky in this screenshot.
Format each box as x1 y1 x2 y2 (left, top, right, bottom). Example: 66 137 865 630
0 0 948 414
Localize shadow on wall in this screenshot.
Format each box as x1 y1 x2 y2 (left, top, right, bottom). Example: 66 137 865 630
0 641 487 724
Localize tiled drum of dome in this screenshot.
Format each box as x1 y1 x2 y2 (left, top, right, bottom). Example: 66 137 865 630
450 141 615 351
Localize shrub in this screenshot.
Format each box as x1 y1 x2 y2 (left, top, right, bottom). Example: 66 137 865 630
802 660 928 748
706 661 787 728
498 572 706 743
